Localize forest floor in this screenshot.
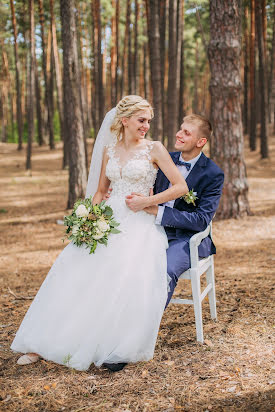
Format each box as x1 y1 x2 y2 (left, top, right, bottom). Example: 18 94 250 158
0 131 274 412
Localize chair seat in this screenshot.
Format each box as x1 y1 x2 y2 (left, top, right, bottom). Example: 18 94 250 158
178 255 212 280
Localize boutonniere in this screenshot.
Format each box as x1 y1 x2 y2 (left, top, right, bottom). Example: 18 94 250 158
181 189 198 206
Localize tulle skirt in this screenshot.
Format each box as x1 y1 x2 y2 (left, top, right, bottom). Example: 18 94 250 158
11 196 168 370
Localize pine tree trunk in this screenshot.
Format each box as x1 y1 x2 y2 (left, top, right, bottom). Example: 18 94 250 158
243 6 249 135
269 4 275 127
178 0 184 126
35 60 44 145
91 0 97 133
146 0 163 141
208 0 250 219
0 88 7 143
38 0 55 150
26 0 35 170
1 43 9 143
193 40 199 113
60 0 87 208
92 0 104 132
110 0 117 106
256 1 269 158
167 0 179 149
50 0 67 166
159 0 166 135
249 0 257 150
133 0 139 94
127 0 133 94
10 0 23 150
115 0 120 101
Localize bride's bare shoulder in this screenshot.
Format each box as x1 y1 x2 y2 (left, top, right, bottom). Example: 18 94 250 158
146 140 167 154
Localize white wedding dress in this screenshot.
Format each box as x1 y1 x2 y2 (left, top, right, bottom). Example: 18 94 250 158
11 141 168 371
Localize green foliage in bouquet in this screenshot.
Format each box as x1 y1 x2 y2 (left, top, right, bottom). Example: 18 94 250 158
64 197 120 254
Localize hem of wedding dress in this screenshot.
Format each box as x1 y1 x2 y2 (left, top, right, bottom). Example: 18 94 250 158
11 345 154 371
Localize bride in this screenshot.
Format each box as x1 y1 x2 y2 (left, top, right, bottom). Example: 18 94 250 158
11 95 188 372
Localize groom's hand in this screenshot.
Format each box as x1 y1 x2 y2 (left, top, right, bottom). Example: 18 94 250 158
125 193 149 212
102 188 112 201
143 205 158 216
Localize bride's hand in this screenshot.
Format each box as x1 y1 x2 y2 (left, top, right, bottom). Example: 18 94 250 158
125 193 150 212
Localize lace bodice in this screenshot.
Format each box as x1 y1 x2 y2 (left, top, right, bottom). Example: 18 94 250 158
105 141 158 198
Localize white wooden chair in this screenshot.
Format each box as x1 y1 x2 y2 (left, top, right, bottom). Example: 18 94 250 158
170 222 217 343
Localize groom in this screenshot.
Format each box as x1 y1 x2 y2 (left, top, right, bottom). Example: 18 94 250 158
128 114 224 307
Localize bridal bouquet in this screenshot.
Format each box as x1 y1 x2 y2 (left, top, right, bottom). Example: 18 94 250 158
64 197 120 254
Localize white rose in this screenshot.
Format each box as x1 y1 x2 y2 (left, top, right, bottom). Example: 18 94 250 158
72 225 79 236
75 204 89 218
93 230 104 240
97 220 110 232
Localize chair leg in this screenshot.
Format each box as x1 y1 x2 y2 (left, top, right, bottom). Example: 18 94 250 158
190 270 204 343
206 256 217 320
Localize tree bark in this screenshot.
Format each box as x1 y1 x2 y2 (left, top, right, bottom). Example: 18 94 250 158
146 0 163 141
243 6 249 135
121 0 130 97
178 0 185 127
268 3 275 124
249 0 257 150
35 60 44 145
10 0 23 150
110 0 117 106
127 0 133 94
50 0 67 166
60 0 87 208
26 0 35 170
115 0 120 101
92 0 104 133
133 0 139 94
167 0 179 149
159 0 167 134
256 0 269 158
193 40 199 114
38 0 55 150
208 0 250 219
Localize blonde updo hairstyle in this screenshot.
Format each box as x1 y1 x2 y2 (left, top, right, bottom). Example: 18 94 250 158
110 95 154 140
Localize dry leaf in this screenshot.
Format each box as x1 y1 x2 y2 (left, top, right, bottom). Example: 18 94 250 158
44 385 50 391
3 395 11 402
51 382 57 389
164 361 175 366
204 339 213 347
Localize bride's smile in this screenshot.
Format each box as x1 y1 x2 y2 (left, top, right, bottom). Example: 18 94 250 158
122 109 152 142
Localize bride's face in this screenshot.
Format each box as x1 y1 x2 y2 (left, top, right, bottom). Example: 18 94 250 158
123 109 152 140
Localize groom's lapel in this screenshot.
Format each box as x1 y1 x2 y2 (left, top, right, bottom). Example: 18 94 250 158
174 152 208 208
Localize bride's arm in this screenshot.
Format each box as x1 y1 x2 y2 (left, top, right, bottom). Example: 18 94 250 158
126 142 188 211
92 148 111 205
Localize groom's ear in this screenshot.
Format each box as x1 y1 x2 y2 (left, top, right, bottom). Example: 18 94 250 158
197 137 208 148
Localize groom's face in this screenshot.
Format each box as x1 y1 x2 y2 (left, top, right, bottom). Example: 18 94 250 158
175 122 207 157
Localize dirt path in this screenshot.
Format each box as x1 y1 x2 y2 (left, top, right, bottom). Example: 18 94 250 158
0 136 274 411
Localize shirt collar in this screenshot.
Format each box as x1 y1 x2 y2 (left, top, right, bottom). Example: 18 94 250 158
179 152 202 168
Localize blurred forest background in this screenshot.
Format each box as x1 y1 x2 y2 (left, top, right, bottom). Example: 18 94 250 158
0 0 274 213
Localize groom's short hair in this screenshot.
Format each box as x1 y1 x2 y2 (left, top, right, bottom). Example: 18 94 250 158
183 114 212 140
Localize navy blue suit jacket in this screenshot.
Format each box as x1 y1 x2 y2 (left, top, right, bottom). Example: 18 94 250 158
154 151 224 258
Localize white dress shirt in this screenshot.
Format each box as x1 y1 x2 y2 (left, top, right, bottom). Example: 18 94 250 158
155 152 202 225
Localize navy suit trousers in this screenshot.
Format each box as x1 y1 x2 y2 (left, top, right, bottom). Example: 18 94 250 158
165 239 191 307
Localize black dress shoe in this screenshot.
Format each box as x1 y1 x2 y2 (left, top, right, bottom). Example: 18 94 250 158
103 362 127 372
